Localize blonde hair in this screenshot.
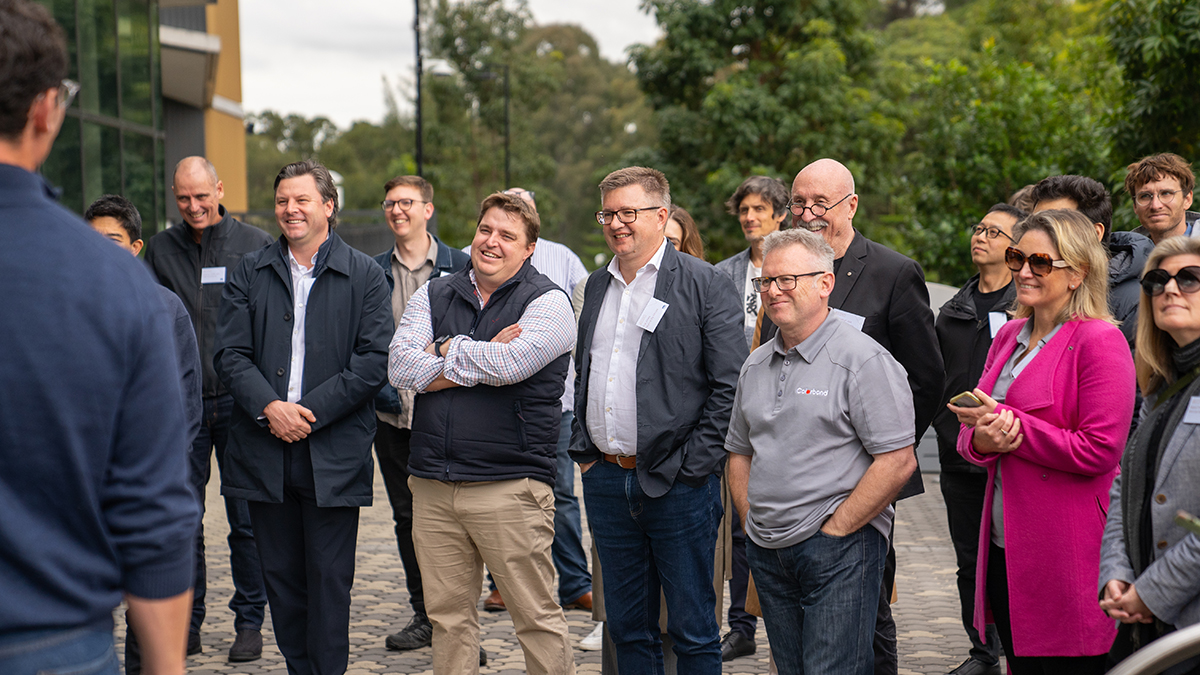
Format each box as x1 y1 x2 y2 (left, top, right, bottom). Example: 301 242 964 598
1135 236 1200 395
1010 209 1113 325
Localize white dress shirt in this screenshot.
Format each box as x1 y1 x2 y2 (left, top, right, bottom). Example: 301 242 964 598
285 247 318 404
586 237 668 456
530 238 588 413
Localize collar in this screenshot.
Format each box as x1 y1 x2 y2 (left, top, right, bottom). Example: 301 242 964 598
391 232 437 270
287 247 318 272
1014 320 1063 350
773 308 837 363
272 231 342 275
0 163 58 202
606 236 668 283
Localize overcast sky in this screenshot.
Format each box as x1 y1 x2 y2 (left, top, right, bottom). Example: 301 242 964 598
238 0 662 129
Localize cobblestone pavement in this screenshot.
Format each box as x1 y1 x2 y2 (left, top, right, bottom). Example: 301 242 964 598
118 469 983 674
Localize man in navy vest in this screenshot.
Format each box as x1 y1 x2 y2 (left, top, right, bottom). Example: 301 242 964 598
390 192 578 675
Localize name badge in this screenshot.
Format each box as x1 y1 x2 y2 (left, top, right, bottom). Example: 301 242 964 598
637 298 669 333
989 312 1008 338
1183 397 1200 425
830 308 865 331
201 266 226 284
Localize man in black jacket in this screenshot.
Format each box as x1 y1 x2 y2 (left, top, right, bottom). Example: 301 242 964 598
932 204 1024 675
143 155 272 661
214 159 391 675
390 192 577 675
787 158 944 675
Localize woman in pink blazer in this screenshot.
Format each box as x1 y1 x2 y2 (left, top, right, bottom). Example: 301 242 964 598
949 209 1136 674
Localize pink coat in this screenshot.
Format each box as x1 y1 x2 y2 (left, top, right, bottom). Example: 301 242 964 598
956 318 1135 656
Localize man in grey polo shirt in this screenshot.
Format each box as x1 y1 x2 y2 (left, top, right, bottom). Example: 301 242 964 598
726 228 916 675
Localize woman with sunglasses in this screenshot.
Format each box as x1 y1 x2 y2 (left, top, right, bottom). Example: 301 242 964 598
948 209 1136 674
1099 235 1200 674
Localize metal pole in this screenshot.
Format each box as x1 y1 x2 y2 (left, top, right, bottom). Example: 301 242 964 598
503 64 510 188
414 0 423 177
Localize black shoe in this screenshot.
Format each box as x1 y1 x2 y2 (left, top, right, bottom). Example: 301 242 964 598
948 658 1001 675
480 646 487 666
385 615 433 651
228 629 262 662
720 630 756 662
186 632 202 656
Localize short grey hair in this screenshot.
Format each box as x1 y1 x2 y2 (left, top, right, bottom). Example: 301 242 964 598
762 229 834 272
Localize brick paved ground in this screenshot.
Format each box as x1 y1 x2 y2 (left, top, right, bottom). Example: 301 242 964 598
117 469 987 674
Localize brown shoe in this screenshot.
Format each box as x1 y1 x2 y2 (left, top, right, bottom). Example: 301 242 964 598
563 591 592 611
483 589 506 612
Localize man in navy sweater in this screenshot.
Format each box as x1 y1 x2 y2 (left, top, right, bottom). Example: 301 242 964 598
0 2 200 674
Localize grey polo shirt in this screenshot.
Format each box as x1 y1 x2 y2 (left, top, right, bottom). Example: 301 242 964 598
726 310 915 550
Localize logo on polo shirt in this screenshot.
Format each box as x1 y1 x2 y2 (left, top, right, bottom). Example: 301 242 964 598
796 387 829 396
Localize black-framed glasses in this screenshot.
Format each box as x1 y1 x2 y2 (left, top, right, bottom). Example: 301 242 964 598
1135 189 1183 207
972 224 1014 242
382 198 427 212
751 271 825 293
1005 247 1070 277
1142 266 1200 297
596 206 660 225
785 193 852 218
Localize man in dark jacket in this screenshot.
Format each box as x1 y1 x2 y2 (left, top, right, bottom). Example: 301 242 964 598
143 155 272 661
214 159 391 675
932 204 1024 675
390 192 577 675
371 175 469 652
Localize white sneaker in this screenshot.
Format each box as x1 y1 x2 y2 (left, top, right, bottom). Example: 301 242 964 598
579 622 604 651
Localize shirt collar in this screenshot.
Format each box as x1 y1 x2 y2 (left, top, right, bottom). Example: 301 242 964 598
1014 319 1063 349
287 247 318 273
391 232 437 270
605 236 668 283
772 308 837 363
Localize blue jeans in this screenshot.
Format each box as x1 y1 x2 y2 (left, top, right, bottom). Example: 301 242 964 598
552 411 591 605
0 627 118 675
747 526 887 675
190 393 267 632
582 460 722 675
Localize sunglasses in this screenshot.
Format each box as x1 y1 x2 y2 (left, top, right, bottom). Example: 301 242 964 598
1005 247 1070 277
1141 266 1200 297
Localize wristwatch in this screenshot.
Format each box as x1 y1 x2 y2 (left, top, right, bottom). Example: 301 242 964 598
434 334 454 356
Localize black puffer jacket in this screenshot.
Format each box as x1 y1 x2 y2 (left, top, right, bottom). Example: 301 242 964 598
1107 230 1154 350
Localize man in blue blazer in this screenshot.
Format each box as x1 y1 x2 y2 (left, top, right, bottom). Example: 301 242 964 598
570 166 747 673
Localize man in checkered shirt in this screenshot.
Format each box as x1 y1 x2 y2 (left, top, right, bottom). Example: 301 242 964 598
389 191 577 675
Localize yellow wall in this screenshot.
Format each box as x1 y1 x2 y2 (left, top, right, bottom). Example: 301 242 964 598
204 0 247 211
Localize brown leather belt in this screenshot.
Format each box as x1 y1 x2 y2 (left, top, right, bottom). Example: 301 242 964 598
603 454 637 469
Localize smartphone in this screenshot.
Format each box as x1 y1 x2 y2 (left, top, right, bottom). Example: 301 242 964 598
949 391 983 408
1176 510 1200 538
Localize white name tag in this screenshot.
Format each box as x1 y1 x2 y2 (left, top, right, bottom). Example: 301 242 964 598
830 308 866 331
637 298 669 333
201 266 226 284
1183 397 1200 425
989 312 1008 338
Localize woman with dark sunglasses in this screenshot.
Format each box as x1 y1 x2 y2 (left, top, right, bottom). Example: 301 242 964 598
1099 235 1200 674
948 209 1136 674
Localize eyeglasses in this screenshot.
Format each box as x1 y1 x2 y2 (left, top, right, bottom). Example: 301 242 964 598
785 193 852 218
1135 189 1184 207
972 224 1014 242
596 206 660 225
1141 266 1200 297
504 189 535 199
382 198 427 212
751 271 825 293
38 79 79 109
1005 247 1070 277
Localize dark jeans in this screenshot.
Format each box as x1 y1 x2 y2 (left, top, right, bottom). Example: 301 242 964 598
0 626 118 675
941 472 1001 665
374 421 424 618
728 500 757 638
750 526 887 675
986 543 1106 675
190 393 266 633
874 522 898 675
249 440 360 675
552 411 591 605
583 461 723 675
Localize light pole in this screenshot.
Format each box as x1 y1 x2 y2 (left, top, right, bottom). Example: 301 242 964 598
414 0 423 177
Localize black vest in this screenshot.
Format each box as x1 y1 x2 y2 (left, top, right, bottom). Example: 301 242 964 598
408 260 569 485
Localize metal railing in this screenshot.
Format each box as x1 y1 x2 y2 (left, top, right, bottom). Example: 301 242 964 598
1107 622 1200 674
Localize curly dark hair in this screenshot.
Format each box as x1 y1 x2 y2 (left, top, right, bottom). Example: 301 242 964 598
0 0 68 140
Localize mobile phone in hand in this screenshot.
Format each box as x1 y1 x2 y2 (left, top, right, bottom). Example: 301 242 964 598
949 391 983 408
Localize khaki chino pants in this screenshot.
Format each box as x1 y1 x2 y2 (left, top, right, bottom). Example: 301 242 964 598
410 476 576 675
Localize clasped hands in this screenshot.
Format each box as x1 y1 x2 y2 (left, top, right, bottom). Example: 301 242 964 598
263 400 316 443
947 388 1023 454
1100 579 1155 624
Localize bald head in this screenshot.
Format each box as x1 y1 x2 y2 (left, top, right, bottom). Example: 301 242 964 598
790 158 859 258
172 156 224 232
504 187 537 212
174 156 219 185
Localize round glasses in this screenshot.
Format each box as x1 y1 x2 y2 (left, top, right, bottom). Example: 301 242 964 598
1005 247 1070 277
1135 190 1184 207
382 198 427 212
785 193 852 218
1142 266 1200 296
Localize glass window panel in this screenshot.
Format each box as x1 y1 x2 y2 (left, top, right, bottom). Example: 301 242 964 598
80 121 122 205
41 115 84 216
35 0 78 83
76 0 119 119
123 132 159 235
117 0 153 127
